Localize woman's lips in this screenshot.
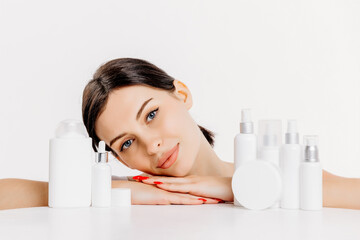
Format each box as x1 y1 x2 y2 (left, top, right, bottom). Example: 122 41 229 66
157 143 179 169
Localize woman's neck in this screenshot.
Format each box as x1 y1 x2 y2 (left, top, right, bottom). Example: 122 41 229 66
187 134 234 177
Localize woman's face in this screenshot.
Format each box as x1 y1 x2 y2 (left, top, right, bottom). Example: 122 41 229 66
95 80 202 177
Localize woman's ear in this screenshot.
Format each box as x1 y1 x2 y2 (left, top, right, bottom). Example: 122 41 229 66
173 80 193 110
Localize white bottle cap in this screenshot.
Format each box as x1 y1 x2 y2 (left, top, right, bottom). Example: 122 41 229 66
304 135 318 146
55 119 88 138
111 188 131 207
232 160 282 210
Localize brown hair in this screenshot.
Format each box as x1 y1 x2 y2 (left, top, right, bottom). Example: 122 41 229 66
82 58 215 157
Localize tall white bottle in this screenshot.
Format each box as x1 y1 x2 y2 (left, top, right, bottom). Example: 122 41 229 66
92 141 112 207
234 109 257 207
234 109 257 170
258 119 282 208
279 120 301 209
300 135 323 211
49 119 93 208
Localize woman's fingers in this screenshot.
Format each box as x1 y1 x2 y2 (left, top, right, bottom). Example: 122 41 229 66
140 176 191 184
169 193 219 205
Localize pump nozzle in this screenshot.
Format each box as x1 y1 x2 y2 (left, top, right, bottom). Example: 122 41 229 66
241 109 251 123
285 120 299 144
240 108 254 134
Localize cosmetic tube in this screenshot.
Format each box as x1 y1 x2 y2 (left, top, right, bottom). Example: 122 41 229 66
299 135 322 211
92 141 112 207
279 120 301 209
49 120 92 208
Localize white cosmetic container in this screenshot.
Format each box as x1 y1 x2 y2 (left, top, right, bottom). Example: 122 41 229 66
300 135 323 211
49 119 93 208
257 120 282 208
232 160 282 210
233 109 257 207
279 120 301 209
258 120 282 166
92 141 112 208
234 109 257 170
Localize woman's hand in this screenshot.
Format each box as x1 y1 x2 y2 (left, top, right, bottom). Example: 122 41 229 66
112 180 219 205
138 175 234 202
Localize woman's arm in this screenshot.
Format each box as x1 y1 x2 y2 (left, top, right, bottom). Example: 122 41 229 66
323 169 360 210
0 178 48 210
0 177 217 210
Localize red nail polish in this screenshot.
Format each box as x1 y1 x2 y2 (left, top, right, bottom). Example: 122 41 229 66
154 181 163 184
139 176 149 180
132 176 141 180
198 198 207 202
214 198 224 202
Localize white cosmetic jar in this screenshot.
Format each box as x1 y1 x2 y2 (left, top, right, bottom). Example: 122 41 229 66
232 160 282 210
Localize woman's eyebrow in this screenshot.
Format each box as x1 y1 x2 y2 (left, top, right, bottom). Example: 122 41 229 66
109 97 153 147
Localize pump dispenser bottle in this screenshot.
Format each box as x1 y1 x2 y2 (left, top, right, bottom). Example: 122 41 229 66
279 120 301 209
234 109 257 170
258 120 282 166
299 135 322 211
92 141 112 207
257 120 282 208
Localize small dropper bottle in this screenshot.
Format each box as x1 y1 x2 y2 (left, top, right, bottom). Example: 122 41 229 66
299 135 322 211
92 141 112 207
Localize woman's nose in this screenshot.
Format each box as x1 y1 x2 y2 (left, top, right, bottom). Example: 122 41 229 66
145 136 162 155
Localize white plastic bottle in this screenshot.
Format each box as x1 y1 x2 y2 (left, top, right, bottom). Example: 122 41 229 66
234 109 257 170
258 120 282 208
299 135 322 211
49 119 93 208
279 120 301 209
92 141 112 207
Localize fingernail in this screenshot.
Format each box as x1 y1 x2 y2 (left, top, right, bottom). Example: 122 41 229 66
214 198 224 203
154 181 163 184
198 198 207 202
132 176 149 181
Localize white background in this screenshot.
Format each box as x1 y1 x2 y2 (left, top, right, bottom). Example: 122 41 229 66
0 0 359 181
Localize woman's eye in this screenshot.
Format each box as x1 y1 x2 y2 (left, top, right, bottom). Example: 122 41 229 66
146 108 159 122
120 108 159 152
120 139 133 152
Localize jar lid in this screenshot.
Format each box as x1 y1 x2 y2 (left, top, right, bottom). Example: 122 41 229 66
111 188 131 207
232 160 282 210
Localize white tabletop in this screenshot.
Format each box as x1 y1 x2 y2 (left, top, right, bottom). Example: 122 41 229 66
0 203 359 240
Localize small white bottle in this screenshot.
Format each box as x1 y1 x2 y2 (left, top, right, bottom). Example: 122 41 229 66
92 141 112 207
279 120 301 209
300 135 322 211
234 109 257 170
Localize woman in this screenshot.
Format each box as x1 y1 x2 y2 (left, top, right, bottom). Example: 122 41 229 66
81 57 360 208
0 58 359 209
